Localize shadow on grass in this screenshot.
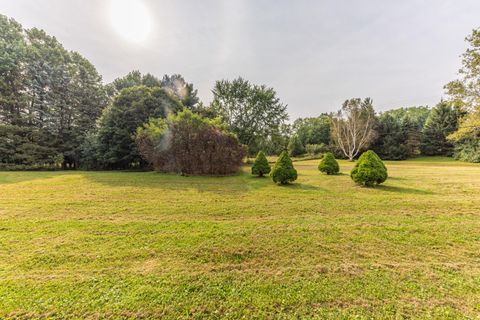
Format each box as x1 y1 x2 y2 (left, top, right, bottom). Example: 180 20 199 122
387 176 407 181
84 171 260 195
376 184 434 195
0 171 65 185
275 182 323 191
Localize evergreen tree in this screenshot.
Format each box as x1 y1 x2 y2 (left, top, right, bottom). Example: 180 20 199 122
0 15 107 168
251 151 271 177
421 102 460 156
318 152 339 175
350 150 387 187
270 151 297 184
93 86 183 169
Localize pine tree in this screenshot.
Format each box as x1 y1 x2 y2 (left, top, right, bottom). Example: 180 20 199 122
350 150 387 187
251 151 271 177
318 152 339 175
270 151 297 184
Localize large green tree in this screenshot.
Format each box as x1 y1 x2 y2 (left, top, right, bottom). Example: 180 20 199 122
211 77 288 154
421 101 460 156
92 86 183 169
292 115 331 147
372 106 430 160
445 28 480 162
161 74 199 108
0 16 107 168
0 15 29 165
106 71 162 98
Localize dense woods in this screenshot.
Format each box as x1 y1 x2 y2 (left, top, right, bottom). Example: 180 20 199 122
1 14 479 172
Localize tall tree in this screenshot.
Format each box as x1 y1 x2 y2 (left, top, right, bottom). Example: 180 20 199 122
445 28 480 162
0 17 108 168
92 86 183 169
372 106 430 160
331 98 376 161
0 15 28 165
211 77 288 154
161 74 199 108
421 101 460 156
106 71 162 98
292 115 331 147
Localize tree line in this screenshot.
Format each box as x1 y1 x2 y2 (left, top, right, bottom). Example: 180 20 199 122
0 14 479 171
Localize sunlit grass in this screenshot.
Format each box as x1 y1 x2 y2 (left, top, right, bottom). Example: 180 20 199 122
1 157 480 319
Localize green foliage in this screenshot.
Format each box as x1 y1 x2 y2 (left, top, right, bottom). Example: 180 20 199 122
305 143 328 156
318 152 339 175
421 101 460 156
211 77 288 155
251 151 271 177
372 107 430 160
453 138 480 163
270 151 297 184
251 123 291 156
135 109 245 175
292 115 331 147
0 15 107 169
161 74 199 108
106 70 161 98
287 135 305 157
350 150 387 187
93 86 183 169
445 28 480 162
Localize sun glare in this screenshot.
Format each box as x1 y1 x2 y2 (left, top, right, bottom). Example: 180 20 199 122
109 0 152 43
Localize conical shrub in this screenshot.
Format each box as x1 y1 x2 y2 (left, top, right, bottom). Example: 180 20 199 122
251 151 271 177
350 150 387 187
270 151 297 184
318 152 339 175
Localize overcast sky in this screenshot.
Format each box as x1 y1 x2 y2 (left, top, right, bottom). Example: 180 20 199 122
1 0 479 119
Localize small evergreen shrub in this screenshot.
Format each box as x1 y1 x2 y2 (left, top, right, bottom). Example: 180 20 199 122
270 151 297 184
318 152 339 175
350 150 387 187
251 151 271 177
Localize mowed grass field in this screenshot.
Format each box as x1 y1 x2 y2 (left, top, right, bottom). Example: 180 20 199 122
1 158 480 319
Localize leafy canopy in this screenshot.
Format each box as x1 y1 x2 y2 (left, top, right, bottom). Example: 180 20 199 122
93 86 183 169
212 77 288 154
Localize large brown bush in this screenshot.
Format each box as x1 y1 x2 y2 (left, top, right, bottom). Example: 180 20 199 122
135 109 246 175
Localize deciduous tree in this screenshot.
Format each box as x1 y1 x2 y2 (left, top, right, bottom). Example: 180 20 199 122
211 77 288 154
331 98 376 161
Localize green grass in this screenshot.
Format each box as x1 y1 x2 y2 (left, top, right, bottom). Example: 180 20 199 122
1 157 480 319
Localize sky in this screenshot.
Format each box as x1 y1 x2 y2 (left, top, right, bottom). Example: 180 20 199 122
1 0 479 119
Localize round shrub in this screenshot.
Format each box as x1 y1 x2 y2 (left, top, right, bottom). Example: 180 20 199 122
350 150 387 187
318 152 339 175
251 151 271 177
270 151 297 184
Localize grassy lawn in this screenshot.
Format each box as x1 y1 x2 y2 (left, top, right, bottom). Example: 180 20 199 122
1 157 480 319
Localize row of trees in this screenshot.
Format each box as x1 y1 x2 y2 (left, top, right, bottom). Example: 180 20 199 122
287 100 461 161
252 149 388 187
1 14 479 171
0 15 107 168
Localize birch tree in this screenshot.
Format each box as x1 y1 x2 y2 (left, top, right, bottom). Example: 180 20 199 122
331 98 376 161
